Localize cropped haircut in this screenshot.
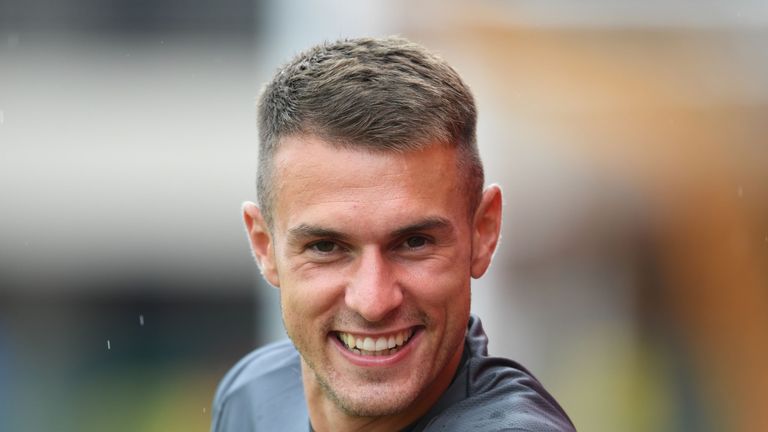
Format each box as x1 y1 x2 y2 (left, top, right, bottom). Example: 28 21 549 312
256 37 483 227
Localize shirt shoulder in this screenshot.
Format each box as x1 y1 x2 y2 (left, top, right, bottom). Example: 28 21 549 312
456 356 576 431
211 340 308 432
423 316 576 431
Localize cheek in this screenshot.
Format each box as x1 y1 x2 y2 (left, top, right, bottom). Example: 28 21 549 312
278 265 346 322
402 259 471 305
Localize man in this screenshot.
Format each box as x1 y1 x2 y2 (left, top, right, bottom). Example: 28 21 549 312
211 37 575 431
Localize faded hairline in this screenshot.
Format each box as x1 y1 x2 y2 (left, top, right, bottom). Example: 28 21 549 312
254 37 484 228
257 135 484 231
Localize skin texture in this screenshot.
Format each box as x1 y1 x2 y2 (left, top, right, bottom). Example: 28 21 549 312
243 135 502 432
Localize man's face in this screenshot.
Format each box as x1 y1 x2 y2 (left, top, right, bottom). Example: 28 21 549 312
252 135 488 418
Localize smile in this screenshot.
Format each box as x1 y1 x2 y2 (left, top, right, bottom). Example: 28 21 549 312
336 328 415 356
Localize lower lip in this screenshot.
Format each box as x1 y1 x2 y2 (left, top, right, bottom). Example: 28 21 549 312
331 328 422 367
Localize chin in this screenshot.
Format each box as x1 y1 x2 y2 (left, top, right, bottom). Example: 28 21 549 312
317 373 419 418
323 386 415 417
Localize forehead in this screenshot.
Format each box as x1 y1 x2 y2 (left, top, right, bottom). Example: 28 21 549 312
270 136 464 231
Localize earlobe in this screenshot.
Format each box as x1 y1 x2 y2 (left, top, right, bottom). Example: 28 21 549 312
470 185 503 279
242 202 280 287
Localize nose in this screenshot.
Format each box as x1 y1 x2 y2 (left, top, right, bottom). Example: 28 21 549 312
344 247 403 322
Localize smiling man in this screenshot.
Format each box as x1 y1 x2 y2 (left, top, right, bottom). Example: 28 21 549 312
211 37 575 432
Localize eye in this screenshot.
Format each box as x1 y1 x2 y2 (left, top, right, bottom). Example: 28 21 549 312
308 240 338 253
404 235 428 249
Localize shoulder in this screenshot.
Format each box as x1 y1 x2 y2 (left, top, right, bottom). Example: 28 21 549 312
213 339 301 402
452 356 576 431
424 316 576 431
211 340 308 432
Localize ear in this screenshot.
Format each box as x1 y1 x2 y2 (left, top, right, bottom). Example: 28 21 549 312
470 185 503 279
242 202 280 287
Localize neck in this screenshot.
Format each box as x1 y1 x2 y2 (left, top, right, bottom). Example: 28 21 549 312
302 345 465 432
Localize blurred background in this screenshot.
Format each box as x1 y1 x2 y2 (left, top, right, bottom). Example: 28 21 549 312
1 1 767 431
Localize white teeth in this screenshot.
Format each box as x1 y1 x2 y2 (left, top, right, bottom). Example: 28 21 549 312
375 337 387 351
363 337 375 351
338 328 415 355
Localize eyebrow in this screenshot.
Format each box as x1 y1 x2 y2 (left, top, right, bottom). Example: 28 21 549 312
390 217 454 238
287 224 350 244
286 217 454 245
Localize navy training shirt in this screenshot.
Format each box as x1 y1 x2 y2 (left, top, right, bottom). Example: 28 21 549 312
211 315 576 431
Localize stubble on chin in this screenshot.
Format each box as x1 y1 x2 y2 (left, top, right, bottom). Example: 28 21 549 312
290 312 431 418
305 359 418 418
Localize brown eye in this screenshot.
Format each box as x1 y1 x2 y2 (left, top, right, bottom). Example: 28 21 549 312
405 236 428 249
